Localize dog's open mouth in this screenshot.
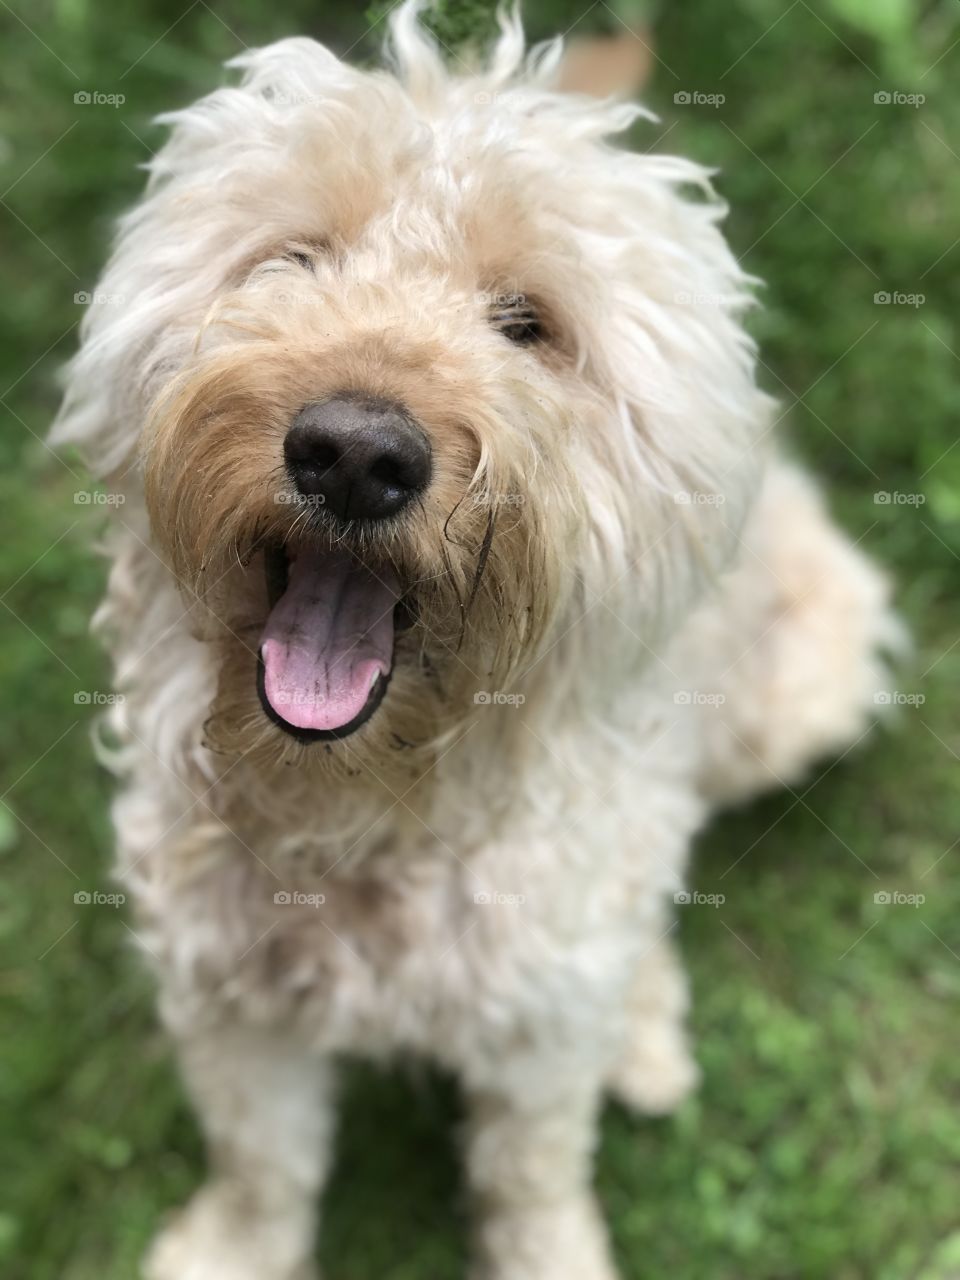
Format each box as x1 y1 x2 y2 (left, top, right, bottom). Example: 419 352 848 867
257 545 402 742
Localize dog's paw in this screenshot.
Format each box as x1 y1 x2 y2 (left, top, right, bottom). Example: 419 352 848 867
470 1194 619 1280
607 1024 700 1116
143 1182 318 1280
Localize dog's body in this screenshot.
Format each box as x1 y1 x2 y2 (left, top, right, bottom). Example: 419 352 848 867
53 7 895 1278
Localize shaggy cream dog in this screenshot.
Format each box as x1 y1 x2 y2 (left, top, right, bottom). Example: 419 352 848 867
53 5 896 1277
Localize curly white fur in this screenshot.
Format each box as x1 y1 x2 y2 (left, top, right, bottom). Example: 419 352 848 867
52 5 897 1278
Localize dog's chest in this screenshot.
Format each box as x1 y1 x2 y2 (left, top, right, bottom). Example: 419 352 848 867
166 838 635 1064
261 860 554 1057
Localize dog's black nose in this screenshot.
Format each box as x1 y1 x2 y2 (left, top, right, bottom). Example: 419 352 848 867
284 395 431 523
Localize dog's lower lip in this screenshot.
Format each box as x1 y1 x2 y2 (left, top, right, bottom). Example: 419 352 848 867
394 593 417 632
256 653 391 743
264 542 290 608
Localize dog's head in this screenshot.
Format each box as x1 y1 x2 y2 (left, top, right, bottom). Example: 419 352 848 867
54 3 770 774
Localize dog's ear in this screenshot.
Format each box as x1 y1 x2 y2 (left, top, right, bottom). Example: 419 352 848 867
548 136 775 618
600 152 767 465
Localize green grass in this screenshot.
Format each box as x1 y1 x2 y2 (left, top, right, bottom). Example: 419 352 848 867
1 2 958 1277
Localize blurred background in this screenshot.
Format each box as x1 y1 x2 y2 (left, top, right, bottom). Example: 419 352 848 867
1 1 958 1277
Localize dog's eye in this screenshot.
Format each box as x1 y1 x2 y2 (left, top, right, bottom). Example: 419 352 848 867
490 297 544 346
285 250 314 271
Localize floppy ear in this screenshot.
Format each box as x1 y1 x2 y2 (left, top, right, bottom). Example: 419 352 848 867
530 93 774 585
612 168 774 613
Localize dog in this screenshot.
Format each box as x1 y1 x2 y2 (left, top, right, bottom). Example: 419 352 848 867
52 4 897 1277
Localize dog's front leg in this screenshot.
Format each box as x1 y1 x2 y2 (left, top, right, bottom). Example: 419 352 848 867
464 1066 617 1280
144 1021 331 1280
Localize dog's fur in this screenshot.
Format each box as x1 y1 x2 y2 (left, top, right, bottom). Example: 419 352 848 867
53 6 897 1277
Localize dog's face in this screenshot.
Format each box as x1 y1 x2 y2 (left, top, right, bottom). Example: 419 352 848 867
57 12 769 774
143 158 590 766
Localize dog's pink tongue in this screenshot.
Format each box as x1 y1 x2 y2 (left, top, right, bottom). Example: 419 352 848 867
261 549 399 732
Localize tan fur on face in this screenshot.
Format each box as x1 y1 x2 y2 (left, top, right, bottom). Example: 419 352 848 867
142 259 589 776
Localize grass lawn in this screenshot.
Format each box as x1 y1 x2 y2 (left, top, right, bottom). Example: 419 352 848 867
1 2 958 1277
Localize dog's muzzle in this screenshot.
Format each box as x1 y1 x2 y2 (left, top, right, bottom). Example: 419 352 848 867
259 393 428 742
